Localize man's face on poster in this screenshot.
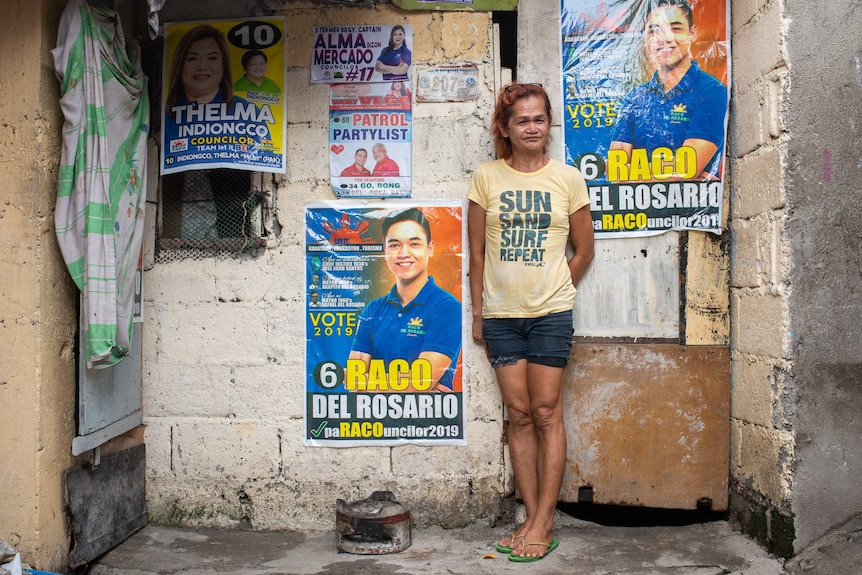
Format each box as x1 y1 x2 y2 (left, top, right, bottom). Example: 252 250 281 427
645 5 694 71
373 145 387 162
385 220 433 285
244 54 268 83
355 149 367 167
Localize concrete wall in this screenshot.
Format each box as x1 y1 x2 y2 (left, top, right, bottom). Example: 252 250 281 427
142 2 505 530
729 0 862 555
782 0 862 553
0 0 78 570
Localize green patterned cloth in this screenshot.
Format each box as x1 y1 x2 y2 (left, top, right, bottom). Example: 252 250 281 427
52 0 149 368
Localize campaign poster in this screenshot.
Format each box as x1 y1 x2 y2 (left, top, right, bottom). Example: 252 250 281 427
562 0 730 238
162 18 287 174
329 83 412 198
304 200 465 447
312 25 413 84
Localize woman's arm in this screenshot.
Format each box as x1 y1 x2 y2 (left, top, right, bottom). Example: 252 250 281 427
467 200 487 344
375 61 409 75
567 205 595 287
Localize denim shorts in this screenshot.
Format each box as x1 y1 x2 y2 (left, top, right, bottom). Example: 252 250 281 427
482 310 574 369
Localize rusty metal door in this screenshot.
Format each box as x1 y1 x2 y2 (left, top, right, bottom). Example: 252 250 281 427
567 232 730 511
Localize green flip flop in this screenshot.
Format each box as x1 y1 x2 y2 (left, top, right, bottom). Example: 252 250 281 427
495 534 524 554
508 538 559 562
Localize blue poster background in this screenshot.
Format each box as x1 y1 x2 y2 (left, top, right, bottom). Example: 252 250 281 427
562 0 730 238
162 18 287 174
304 201 465 447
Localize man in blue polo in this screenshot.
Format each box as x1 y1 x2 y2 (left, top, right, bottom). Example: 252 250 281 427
610 0 728 180
348 208 461 392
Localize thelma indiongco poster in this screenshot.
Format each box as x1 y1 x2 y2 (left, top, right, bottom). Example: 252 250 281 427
162 17 286 174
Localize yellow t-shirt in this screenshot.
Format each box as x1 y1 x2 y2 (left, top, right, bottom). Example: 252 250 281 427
467 158 590 318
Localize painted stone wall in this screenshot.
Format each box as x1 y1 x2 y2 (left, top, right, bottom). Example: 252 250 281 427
139 0 862 551
2 0 857 563
142 2 505 530
727 0 795 557
0 0 78 570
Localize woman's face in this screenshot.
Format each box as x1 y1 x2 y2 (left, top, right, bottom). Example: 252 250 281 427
391 28 405 48
244 55 267 83
502 95 550 156
181 37 223 102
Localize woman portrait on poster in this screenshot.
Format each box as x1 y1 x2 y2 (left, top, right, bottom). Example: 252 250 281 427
387 80 411 100
375 25 412 81
165 24 242 116
467 83 594 562
164 24 272 143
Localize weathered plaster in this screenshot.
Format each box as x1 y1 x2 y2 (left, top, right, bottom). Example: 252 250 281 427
0 0 78 570
730 0 862 556
783 0 862 550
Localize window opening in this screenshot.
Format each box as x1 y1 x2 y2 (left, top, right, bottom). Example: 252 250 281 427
143 34 268 263
156 169 266 262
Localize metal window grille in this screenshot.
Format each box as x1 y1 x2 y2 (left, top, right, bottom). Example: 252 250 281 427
156 168 266 262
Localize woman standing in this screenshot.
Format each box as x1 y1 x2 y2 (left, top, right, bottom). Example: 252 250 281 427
467 83 594 562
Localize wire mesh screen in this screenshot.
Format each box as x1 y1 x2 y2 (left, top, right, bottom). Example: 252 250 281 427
157 169 265 262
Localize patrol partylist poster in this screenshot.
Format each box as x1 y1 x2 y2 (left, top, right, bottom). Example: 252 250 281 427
304 200 465 446
329 82 412 198
562 0 729 237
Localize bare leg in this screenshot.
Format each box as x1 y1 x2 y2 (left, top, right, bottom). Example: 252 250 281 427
509 362 567 559
494 359 538 546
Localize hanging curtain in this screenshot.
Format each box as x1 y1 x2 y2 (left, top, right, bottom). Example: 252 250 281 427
52 0 149 368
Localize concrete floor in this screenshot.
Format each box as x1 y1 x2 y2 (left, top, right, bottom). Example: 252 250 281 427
85 511 789 575
81 509 862 575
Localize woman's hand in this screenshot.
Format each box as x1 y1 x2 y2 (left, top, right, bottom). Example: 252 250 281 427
471 315 491 362
471 315 484 345
567 205 595 286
